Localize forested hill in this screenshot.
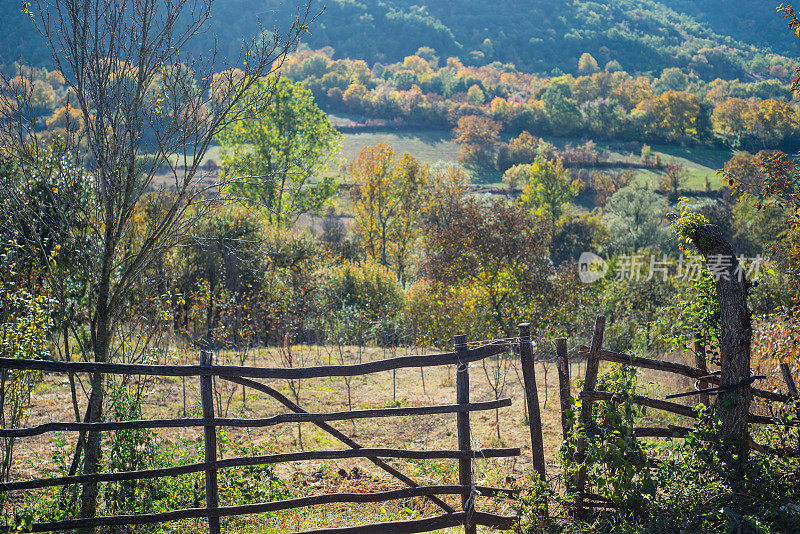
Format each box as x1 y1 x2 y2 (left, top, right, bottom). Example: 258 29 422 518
661 0 800 58
1 0 797 78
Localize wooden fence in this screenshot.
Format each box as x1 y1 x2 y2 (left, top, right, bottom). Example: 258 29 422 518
0 325 549 533
556 315 800 513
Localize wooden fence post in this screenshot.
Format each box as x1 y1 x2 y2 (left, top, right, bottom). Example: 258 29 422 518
555 338 571 442
573 316 605 514
781 362 800 451
454 335 476 534
781 363 799 400
518 324 547 503
556 338 573 493
200 350 221 534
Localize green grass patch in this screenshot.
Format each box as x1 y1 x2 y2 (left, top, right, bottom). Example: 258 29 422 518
339 130 461 167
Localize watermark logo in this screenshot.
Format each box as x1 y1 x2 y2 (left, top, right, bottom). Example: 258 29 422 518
577 252 765 284
578 252 608 284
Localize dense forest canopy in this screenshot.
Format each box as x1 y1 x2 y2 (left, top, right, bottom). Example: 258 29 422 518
1 0 798 79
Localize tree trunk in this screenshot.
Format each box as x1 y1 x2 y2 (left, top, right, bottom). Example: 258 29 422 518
80 234 115 530
689 224 751 464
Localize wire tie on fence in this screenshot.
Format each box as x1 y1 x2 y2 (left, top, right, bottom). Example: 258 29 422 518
666 375 767 400
464 483 478 524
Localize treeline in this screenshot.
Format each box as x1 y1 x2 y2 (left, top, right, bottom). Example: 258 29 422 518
6 48 799 154
283 47 800 150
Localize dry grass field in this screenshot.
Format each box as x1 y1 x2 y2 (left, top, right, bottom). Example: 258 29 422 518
7 344 706 533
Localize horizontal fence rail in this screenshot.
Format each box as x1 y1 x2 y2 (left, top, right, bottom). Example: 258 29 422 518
0 448 521 492
289 512 517 534
0 343 508 380
10 486 517 533
578 345 794 404
0 399 512 438
579 390 696 418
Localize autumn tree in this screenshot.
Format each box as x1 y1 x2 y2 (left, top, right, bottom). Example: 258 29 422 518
578 52 600 74
387 153 430 284
612 76 653 111
585 168 634 205
633 90 706 143
753 98 799 146
520 154 580 231
0 0 313 523
350 144 429 282
423 197 552 337
218 77 341 226
453 115 501 171
497 130 539 171
660 161 686 201
421 165 471 231
712 97 753 147
502 163 532 190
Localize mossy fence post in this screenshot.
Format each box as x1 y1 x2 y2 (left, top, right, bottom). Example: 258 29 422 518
454 335 476 534
518 323 547 516
200 350 221 534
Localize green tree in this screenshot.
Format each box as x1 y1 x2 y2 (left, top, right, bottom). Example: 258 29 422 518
602 185 670 252
551 213 610 266
542 77 582 136
520 154 579 229
219 78 342 226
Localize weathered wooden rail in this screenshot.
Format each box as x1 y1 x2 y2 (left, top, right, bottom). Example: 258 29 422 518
556 315 800 514
0 334 544 533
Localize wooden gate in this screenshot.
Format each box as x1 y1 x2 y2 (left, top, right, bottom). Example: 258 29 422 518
0 329 549 533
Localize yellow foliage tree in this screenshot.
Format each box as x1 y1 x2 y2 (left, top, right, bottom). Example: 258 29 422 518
350 144 429 283
633 90 702 142
712 98 755 147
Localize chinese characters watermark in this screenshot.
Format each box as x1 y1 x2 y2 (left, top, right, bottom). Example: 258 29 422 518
578 253 764 284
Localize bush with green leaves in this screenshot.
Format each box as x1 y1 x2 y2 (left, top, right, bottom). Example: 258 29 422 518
560 365 655 513
11 388 286 532
541 369 800 534
0 241 54 487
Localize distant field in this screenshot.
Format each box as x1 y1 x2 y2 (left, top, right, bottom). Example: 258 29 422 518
172 120 734 194
337 130 730 191
339 130 461 167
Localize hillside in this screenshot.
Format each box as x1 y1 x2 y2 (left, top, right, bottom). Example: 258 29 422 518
662 0 800 58
1 0 797 79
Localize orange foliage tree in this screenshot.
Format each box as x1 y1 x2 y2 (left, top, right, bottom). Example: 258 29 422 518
452 115 501 171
